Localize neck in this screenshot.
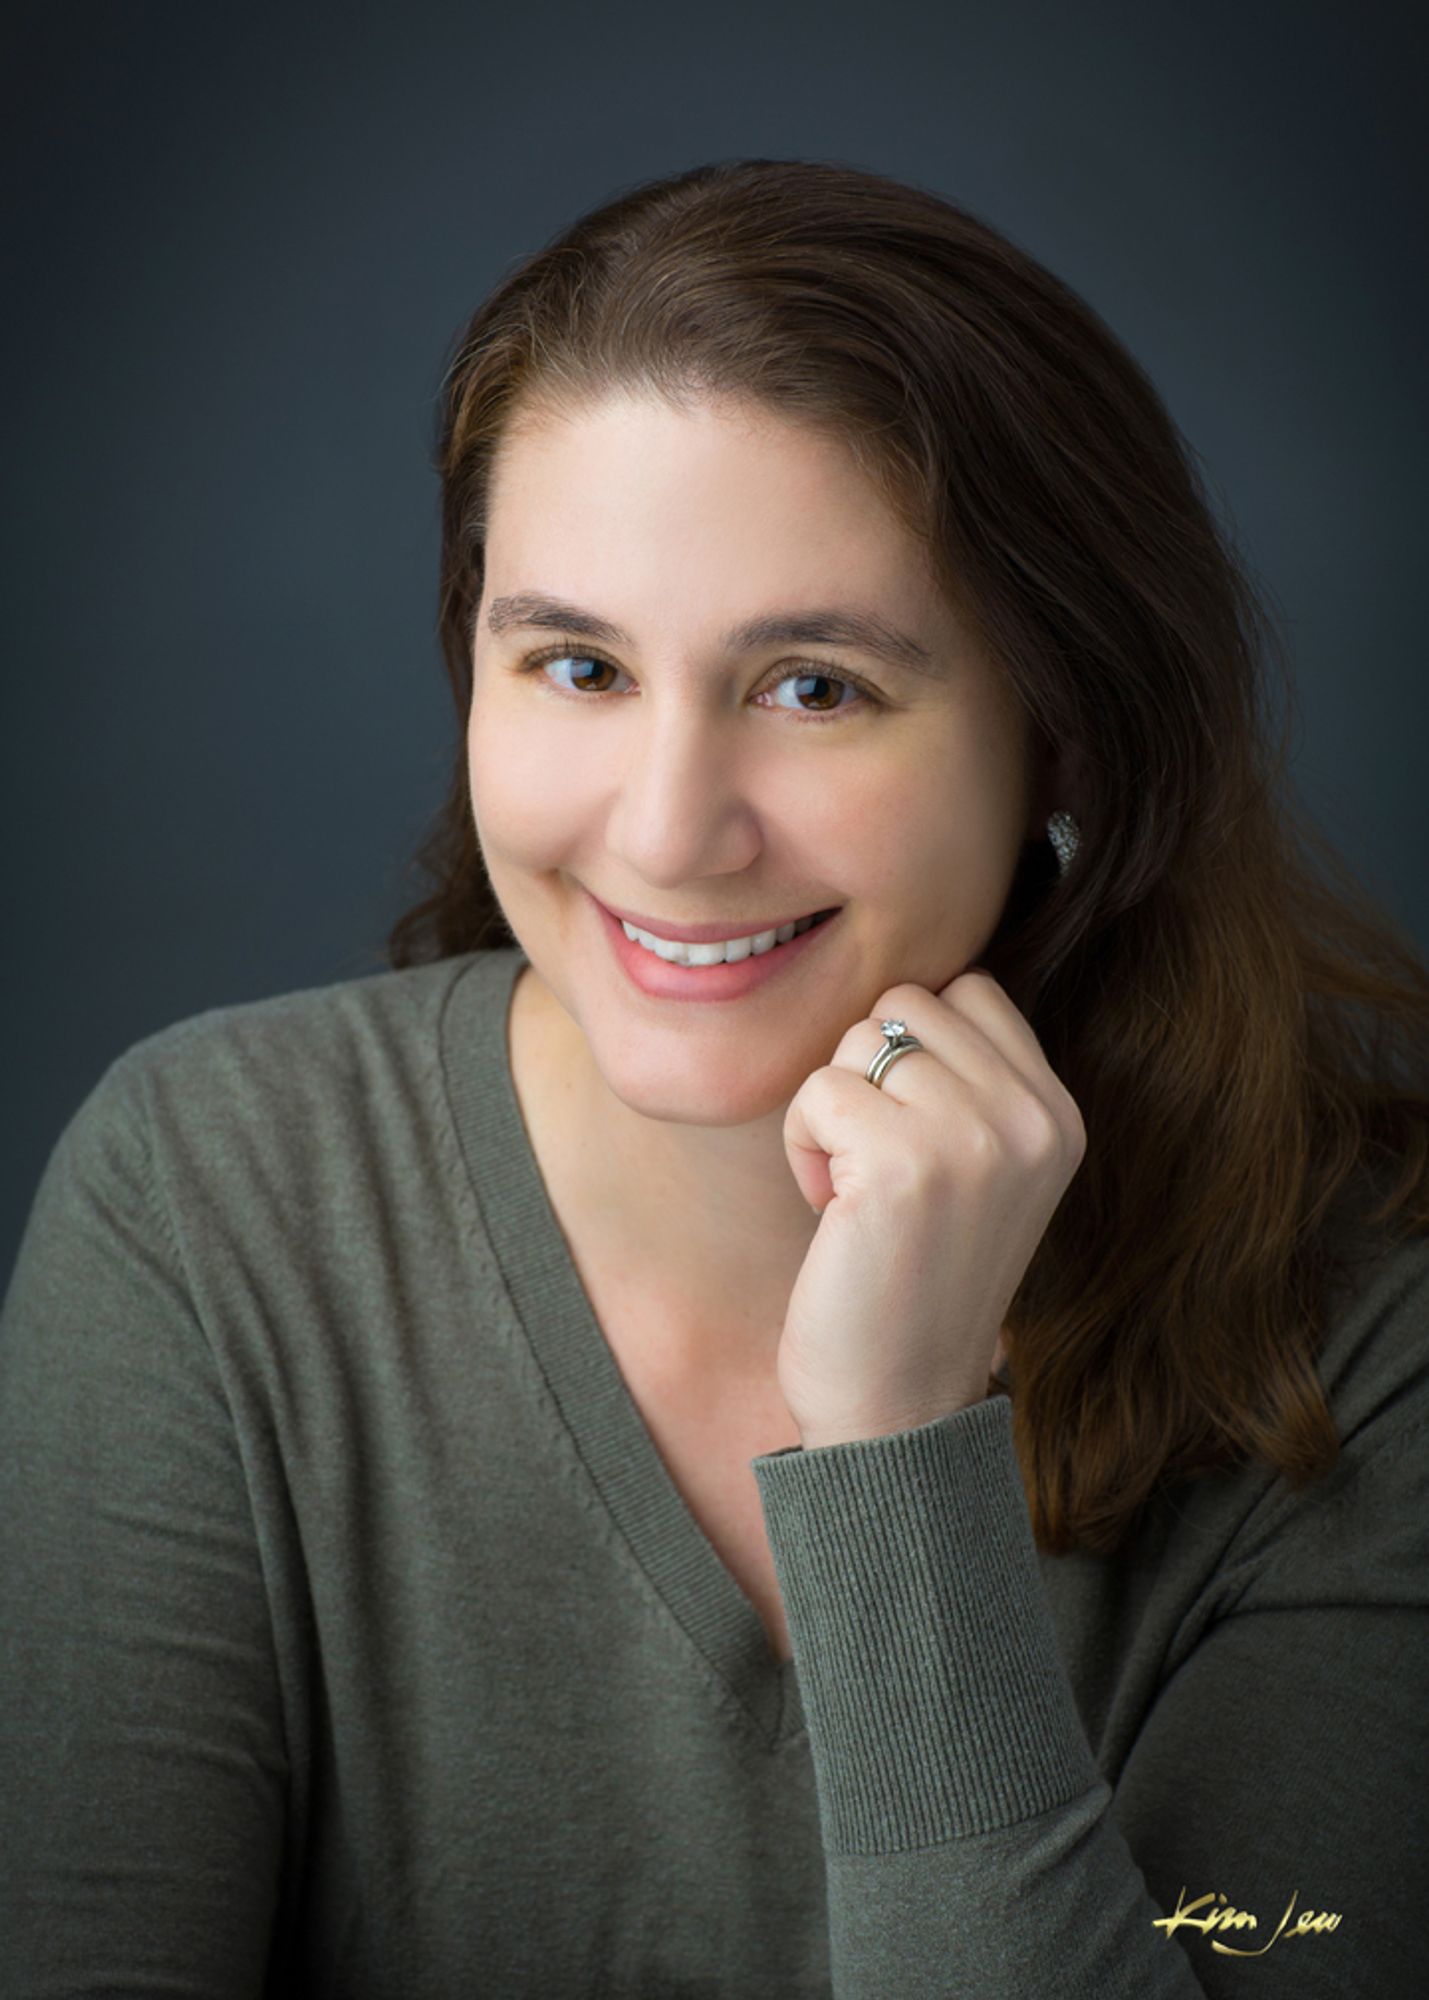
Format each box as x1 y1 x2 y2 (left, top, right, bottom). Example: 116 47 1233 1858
508 963 821 1378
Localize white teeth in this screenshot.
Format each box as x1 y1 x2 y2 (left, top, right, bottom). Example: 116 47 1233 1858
622 911 827 967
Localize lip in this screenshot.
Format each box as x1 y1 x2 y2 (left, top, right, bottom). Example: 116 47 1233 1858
587 888 842 1003
588 891 838 944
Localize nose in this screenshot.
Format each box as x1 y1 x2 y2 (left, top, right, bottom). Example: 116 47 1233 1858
604 698 766 887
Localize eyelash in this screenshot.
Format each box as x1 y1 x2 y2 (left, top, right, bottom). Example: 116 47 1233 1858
514 642 885 725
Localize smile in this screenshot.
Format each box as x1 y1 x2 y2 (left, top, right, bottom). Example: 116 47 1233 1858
621 909 838 966
587 887 844 1002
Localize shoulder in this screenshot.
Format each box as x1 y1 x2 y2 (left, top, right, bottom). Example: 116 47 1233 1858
1138 1178 1429 1626
45 954 495 1214
1215 1210 1429 1610
122 954 470 1088
1313 1178 1429 1454
89 955 477 1119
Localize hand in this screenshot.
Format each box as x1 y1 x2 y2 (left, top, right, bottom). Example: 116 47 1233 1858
778 968 1086 1448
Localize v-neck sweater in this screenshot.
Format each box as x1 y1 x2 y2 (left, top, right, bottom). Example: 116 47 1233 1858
2 945 1426 1997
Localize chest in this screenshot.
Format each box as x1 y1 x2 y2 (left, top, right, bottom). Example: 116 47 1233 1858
577 1260 802 1666
506 971 802 1663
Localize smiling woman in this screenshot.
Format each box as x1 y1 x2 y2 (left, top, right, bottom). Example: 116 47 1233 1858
3 156 1427 1999
462 385 1048 1189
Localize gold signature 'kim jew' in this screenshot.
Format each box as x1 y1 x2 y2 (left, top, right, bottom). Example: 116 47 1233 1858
1152 1887 1343 1955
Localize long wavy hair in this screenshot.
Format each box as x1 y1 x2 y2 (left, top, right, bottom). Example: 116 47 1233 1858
386 156 1429 1557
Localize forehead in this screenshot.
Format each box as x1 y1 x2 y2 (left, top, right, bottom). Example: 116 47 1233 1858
483 391 950 636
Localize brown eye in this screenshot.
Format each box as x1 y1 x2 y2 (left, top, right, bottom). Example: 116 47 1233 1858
529 652 628 695
520 644 882 724
564 658 619 693
773 671 855 715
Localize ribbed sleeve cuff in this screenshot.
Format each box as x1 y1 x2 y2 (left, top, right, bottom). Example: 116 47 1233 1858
750 1394 1100 1855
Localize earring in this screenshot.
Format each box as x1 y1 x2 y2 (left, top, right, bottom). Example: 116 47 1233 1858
1046 809 1080 876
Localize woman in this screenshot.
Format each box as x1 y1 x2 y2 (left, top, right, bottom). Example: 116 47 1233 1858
2 158 1426 1997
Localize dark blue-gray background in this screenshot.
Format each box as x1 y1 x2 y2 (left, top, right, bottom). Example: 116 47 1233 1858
3 0 1425 1279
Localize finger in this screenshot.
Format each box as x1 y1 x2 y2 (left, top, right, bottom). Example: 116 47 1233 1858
853 986 1080 1160
934 970 1071 1107
844 984 1015 1104
939 978 1085 1158
782 1062 909 1211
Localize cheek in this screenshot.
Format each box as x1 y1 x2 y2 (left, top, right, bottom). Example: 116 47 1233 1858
834 735 1022 917
893 715 1026 848
824 754 958 867
467 705 587 862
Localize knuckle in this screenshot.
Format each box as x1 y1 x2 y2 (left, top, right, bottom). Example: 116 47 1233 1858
838 1020 876 1062
815 1064 863 1119
1056 1088 1088 1158
952 1116 1004 1175
1018 1099 1065 1161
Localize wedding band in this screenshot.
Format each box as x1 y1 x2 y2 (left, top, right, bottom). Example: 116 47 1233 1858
865 1017 925 1090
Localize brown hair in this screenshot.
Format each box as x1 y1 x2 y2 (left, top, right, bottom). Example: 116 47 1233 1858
387 156 1429 1556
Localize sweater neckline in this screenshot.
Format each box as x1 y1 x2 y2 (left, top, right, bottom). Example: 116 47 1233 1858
439 946 806 1747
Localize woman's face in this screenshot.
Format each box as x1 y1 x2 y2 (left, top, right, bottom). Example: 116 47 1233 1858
467 388 1045 1126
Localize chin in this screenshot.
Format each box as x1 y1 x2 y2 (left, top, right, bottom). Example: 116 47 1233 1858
591 1038 814 1128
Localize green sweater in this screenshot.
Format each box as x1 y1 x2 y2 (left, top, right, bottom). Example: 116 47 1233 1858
2 946 1426 1997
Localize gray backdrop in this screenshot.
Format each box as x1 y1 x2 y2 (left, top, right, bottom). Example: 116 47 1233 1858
3 0 1425 1280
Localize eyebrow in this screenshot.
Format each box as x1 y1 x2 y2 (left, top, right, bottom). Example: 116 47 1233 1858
484 591 944 678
